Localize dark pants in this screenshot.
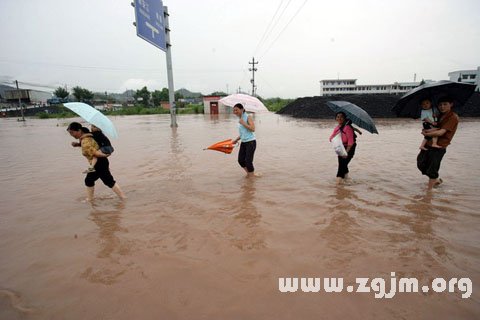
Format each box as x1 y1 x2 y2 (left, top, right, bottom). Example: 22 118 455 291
337 143 356 178
238 140 256 172
85 157 116 188
417 147 446 179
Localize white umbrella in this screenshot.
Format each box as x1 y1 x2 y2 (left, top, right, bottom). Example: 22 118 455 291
64 102 118 139
219 93 269 113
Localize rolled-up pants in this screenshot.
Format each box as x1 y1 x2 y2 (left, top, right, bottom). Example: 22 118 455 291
238 140 256 172
417 147 446 179
337 143 356 178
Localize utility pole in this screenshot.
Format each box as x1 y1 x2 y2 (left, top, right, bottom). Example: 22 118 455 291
249 57 258 96
164 6 178 127
15 80 25 121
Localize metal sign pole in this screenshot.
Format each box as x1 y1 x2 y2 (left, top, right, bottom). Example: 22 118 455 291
164 6 177 127
15 80 25 121
132 0 176 126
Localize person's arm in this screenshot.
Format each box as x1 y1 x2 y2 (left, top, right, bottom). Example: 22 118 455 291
423 114 457 137
232 136 241 144
343 126 355 156
423 128 446 137
71 141 81 147
353 126 362 135
345 126 354 147
94 150 109 157
239 115 255 132
329 126 339 142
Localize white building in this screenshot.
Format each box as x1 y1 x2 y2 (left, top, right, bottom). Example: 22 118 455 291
448 67 480 91
319 79 426 96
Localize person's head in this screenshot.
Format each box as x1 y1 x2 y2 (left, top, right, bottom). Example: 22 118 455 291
67 122 83 139
232 103 245 117
438 96 454 114
420 99 432 110
335 112 347 125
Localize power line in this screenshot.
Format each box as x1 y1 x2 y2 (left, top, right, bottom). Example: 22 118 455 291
259 0 309 59
257 73 283 98
0 58 244 75
0 80 56 91
253 0 285 56
0 80 121 93
0 58 160 73
255 0 294 56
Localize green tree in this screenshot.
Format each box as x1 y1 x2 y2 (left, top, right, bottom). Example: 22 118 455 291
71 86 94 102
82 88 94 101
264 97 292 112
151 88 168 106
72 86 83 101
54 87 69 99
160 88 169 101
174 91 184 101
134 86 151 106
209 91 227 96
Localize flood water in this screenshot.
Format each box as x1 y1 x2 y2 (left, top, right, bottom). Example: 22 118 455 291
1 114 479 319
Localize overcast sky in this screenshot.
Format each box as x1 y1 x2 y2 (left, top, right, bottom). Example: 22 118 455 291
1 0 479 98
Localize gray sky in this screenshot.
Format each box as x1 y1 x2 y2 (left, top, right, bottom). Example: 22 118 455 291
1 0 479 98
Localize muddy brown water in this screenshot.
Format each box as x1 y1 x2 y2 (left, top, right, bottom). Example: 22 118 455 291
1 114 479 319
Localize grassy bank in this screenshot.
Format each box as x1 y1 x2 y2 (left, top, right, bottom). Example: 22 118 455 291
33 99 294 119
35 104 204 119
264 98 293 112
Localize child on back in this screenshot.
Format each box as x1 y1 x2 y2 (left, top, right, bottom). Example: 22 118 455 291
419 99 440 150
84 125 114 173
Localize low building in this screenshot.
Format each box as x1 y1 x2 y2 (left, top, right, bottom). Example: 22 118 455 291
3 88 52 104
448 67 480 91
203 95 230 114
320 79 427 96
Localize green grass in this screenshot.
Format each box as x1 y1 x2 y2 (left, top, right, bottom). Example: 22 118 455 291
35 104 205 119
36 111 76 119
264 98 293 112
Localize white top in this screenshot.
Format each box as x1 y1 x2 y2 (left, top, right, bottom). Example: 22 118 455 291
421 109 435 122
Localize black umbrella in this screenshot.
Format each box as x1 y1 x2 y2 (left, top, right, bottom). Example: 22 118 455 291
392 80 476 118
326 101 378 134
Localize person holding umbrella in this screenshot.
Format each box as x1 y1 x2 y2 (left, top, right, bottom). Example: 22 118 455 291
329 112 357 184
417 96 459 190
67 122 126 202
232 103 258 177
326 101 378 185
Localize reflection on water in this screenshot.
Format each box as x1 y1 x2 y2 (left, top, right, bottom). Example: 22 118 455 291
230 178 265 250
1 115 480 319
81 202 131 285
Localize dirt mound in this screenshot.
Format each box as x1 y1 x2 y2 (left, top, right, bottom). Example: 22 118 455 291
277 92 480 118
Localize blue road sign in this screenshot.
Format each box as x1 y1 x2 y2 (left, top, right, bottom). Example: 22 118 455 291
134 0 166 51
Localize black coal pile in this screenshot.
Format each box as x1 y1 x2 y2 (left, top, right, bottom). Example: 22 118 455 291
277 93 480 118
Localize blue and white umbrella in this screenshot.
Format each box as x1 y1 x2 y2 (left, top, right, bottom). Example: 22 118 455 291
326 101 378 134
64 102 118 139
